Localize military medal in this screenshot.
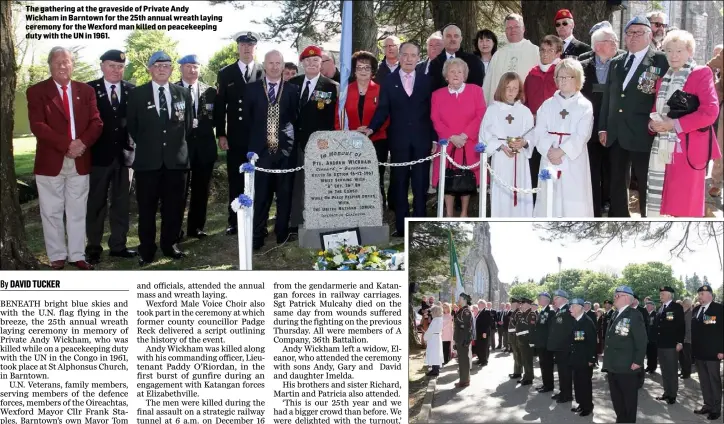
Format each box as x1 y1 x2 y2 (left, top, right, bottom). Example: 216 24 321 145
317 100 324 110
637 67 659 94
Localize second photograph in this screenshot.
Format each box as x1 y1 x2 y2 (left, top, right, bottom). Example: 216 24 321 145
408 220 724 424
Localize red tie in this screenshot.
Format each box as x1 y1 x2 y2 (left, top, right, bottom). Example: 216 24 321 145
62 85 72 139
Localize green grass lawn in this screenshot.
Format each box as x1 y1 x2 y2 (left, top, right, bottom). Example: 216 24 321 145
13 136 37 178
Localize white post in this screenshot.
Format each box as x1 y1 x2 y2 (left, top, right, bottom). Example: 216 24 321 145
479 151 488 218
245 156 258 270
437 145 447 218
546 174 554 218
237 209 248 270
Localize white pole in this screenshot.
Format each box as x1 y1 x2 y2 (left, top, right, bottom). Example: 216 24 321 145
546 176 554 218
237 209 246 270
437 145 447 217
246 156 258 270
480 151 488 218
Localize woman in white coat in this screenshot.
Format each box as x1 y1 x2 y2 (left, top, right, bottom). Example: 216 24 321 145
424 305 444 376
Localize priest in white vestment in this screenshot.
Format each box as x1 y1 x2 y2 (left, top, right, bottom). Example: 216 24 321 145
482 13 539 105
533 59 594 217
480 72 535 217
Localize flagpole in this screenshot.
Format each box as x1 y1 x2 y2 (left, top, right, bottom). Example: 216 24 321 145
449 224 455 303
557 256 562 290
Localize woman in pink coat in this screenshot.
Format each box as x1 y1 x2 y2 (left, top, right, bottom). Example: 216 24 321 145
442 303 454 365
648 30 722 217
431 58 487 217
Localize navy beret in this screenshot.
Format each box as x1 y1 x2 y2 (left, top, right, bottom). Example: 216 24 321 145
100 49 126 63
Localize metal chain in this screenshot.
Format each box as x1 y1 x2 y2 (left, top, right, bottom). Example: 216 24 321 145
484 162 542 194
379 151 442 167
446 156 481 170
253 165 305 174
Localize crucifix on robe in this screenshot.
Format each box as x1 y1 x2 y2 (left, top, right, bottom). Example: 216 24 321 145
559 109 569 119
505 114 514 124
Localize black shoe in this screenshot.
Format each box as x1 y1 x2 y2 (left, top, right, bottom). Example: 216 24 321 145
109 248 137 258
86 253 101 265
706 413 721 420
579 410 592 417
666 398 676 405
572 406 582 413
556 397 572 404
552 393 560 400
177 230 185 242
289 226 298 234
520 380 532 385
538 387 553 393
694 408 712 415
517 379 522 384
189 230 208 239
655 395 669 401
425 370 439 377
138 257 153 266
253 240 264 251
226 226 238 235
509 374 521 379
163 246 186 259
681 375 690 379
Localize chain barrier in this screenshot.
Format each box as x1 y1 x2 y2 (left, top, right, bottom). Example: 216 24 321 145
445 153 542 195
243 152 443 174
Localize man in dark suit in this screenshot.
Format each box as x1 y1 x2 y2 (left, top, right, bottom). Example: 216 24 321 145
501 302 511 351
214 32 264 236
534 292 555 393
495 302 506 349
633 294 649 388
569 298 597 417
584 301 597 322
127 51 193 265
599 16 669 217
554 9 592 59
655 286 685 404
603 286 647 423
176 55 217 240
374 35 400 84
27 46 103 270
321 51 341 83
488 302 497 350
415 31 444 76
365 42 437 237
644 299 659 374
244 50 300 250
428 24 485 90
85 49 136 264
288 45 338 233
691 285 723 421
547 290 575 403
475 300 492 366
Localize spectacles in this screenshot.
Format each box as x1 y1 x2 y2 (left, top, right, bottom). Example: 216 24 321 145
152 63 172 70
555 21 570 27
540 48 557 54
356 66 372 71
625 30 647 38
556 76 575 81
651 22 667 28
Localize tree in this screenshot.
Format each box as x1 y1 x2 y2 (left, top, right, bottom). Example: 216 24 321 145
579 272 618 305
621 262 684 302
352 1 378 54
508 282 540 302
0 1 40 269
203 42 237 87
686 273 702 294
123 30 180 85
521 1 617 47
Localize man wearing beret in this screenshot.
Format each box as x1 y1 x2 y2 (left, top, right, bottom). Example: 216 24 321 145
288 45 338 234
127 51 193 265
554 9 592 59
599 16 669 217
579 21 626 62
569 298 597 416
85 49 137 265
507 298 522 379
534 292 555 393
516 297 537 385
691 284 723 420
176 54 217 240
644 299 659 375
584 301 597 323
215 32 264 236
547 290 575 403
655 286 685 404
604 286 648 423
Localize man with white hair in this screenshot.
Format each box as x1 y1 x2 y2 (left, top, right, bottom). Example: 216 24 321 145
655 286 685 404
27 46 103 270
646 11 668 50
374 35 400 84
554 9 591 59
428 23 485 90
482 13 539 105
534 292 555 393
691 284 723 420
416 31 444 75
604 286 647 423
474 299 492 366
568 298 597 416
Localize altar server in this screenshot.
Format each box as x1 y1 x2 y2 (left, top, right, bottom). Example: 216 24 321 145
480 72 535 217
533 58 594 217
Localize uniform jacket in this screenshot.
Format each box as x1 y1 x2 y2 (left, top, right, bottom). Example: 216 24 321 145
177 80 218 166
289 74 338 150
562 38 592 59
453 306 474 347
646 310 658 343
656 300 685 348
547 303 575 352
86 78 134 166
28 78 103 176
602 306 648 374
516 309 538 346
586 310 597 324
599 48 669 152
333 80 389 141
691 301 723 361
428 49 485 90
127 82 193 171
214 60 264 148
534 304 555 349
578 49 626 62
475 308 492 340
570 313 598 368
636 305 649 335
243 79 300 163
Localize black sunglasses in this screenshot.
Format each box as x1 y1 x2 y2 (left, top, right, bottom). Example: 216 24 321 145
555 22 569 27
651 22 667 28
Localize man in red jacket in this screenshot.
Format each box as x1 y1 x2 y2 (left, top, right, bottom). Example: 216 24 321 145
27 46 103 270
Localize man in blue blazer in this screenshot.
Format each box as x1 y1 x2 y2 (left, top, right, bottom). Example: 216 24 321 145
363 41 437 237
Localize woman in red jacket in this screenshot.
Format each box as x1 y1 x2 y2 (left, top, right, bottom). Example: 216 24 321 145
335 51 391 208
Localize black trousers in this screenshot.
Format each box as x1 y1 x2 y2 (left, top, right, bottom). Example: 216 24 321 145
489 330 496 350
226 146 246 227
678 342 692 377
529 148 542 204
608 142 650 217
573 365 594 412
539 348 555 389
442 341 451 364
646 342 658 372
475 337 489 364
588 141 610 217
86 159 131 254
390 144 430 235
497 326 504 348
554 350 573 398
183 160 214 234
608 372 639 423
373 138 394 208
252 154 294 244
135 168 186 260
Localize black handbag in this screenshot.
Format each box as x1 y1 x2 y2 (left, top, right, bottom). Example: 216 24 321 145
444 146 477 194
684 127 713 171
666 89 699 119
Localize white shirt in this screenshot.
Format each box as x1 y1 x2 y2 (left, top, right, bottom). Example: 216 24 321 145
301 74 320 101
698 302 711 319
622 46 650 90
448 83 465 97
563 35 574 54
614 305 629 321
265 78 281 100
575 313 584 321
424 59 431 75
151 80 172 118
445 51 456 60
238 60 255 81
103 79 121 105
181 79 199 114
54 80 76 139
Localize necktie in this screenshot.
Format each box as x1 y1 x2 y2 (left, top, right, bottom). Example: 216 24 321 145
268 82 277 105
623 54 635 73
244 66 250 82
300 80 311 107
158 86 168 125
403 73 413 96
110 84 119 108
698 306 707 322
189 84 197 119
61 85 71 139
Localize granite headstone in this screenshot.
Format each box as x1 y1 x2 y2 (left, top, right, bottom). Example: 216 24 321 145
298 131 389 249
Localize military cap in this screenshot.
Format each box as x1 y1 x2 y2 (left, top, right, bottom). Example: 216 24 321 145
584 301 592 305
510 297 519 303
633 294 640 301
459 293 472 304
538 292 551 299
300 45 322 62
236 31 259 44
645 300 655 305
553 289 569 298
100 49 126 63
659 286 675 293
614 286 634 296
178 54 200 65
697 285 713 293
603 300 613 305
570 298 585 306
625 16 651 32
555 9 573 22
521 297 532 304
589 20 612 35
147 51 172 67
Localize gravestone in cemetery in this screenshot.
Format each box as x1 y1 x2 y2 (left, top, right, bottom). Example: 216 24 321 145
298 131 390 249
